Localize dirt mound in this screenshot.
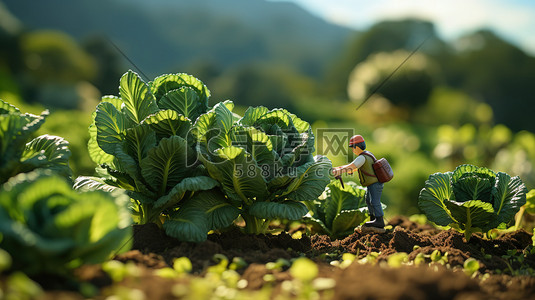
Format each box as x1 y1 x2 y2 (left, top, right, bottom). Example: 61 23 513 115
30 216 535 299
307 219 535 272
333 263 483 300
127 216 535 274
129 224 311 274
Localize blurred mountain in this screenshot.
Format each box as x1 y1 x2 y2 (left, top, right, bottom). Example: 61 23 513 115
0 2 21 66
2 0 353 79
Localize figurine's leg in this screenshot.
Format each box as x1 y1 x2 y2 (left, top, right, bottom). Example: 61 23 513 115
364 189 375 219
369 183 384 217
361 183 386 233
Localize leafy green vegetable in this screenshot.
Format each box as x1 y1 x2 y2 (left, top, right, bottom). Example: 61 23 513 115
75 70 236 242
0 99 72 184
0 171 132 276
418 164 527 241
304 180 369 239
194 103 332 234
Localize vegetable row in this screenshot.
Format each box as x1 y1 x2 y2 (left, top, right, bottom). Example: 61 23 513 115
0 70 529 278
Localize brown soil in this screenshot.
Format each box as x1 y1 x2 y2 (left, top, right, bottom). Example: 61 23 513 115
28 216 535 299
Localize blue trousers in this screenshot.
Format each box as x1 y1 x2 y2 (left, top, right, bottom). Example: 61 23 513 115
366 182 384 217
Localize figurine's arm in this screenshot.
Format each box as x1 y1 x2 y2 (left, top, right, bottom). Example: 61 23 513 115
332 155 365 177
332 163 358 177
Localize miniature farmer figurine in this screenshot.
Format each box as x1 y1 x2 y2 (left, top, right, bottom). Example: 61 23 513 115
332 135 386 233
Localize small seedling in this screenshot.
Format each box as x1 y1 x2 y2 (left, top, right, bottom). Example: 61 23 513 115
263 274 276 283
102 260 127 282
414 253 426 265
289 257 318 282
500 249 535 276
339 253 356 269
463 258 480 277
102 260 142 282
409 214 428 225
387 252 408 268
430 250 448 265
155 267 179 279
480 248 492 260
229 257 248 270
173 257 193 274
207 254 229 275
312 278 337 291
221 270 241 288
430 250 441 262
359 251 380 265
265 258 290 271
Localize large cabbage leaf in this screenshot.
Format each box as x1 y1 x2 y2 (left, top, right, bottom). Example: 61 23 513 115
452 174 494 204
139 136 197 196
280 155 332 202
451 164 496 204
150 73 210 111
164 190 240 242
141 110 191 140
119 70 159 124
0 99 72 184
194 101 236 152
158 87 205 122
248 200 309 220
153 176 219 209
488 172 528 229
200 146 268 206
94 101 128 155
451 164 496 184
444 200 495 240
418 172 457 226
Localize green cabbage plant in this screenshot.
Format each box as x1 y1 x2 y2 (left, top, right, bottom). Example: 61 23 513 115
0 99 71 184
194 102 332 234
75 71 237 242
418 164 527 241
0 171 132 276
304 180 369 239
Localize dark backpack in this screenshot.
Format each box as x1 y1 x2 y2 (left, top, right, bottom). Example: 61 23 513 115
360 151 394 183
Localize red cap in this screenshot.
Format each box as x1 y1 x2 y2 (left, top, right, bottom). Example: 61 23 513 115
349 135 365 147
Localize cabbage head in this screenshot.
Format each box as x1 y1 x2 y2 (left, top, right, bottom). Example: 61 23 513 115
418 164 527 241
75 71 237 242
194 102 332 234
0 171 132 276
304 180 369 239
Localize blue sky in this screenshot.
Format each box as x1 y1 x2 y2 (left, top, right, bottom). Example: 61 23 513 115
270 0 535 55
